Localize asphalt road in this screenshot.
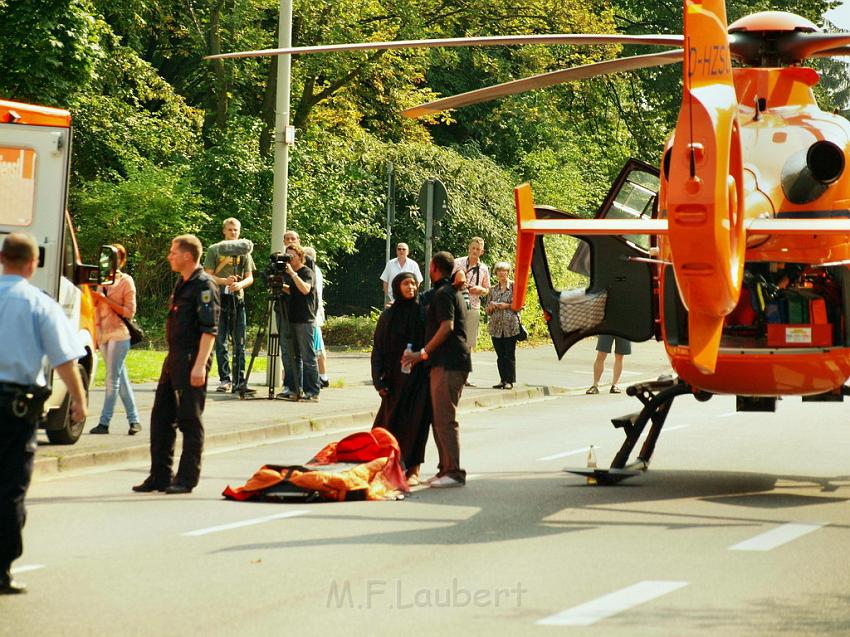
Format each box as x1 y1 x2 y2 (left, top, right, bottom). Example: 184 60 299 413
6 388 850 636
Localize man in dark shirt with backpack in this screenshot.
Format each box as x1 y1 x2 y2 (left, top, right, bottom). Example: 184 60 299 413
403 251 471 488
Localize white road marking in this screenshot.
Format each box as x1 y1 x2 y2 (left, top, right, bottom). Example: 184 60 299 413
718 411 740 418
10 564 46 575
183 510 309 537
538 423 692 462
537 580 688 626
537 446 599 462
729 522 825 551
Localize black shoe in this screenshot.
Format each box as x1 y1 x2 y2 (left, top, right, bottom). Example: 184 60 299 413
132 477 168 493
165 482 193 495
0 572 26 595
128 423 142 435
89 424 109 434
320 377 330 388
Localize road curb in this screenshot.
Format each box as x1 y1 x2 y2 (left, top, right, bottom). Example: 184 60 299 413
31 378 655 481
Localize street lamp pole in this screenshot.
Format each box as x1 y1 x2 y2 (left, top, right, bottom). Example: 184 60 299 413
270 0 293 254
268 0 293 390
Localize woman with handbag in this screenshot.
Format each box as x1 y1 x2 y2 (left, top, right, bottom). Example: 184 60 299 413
89 244 142 435
486 261 521 390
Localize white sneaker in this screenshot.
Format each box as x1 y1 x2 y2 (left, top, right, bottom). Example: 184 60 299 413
216 381 232 393
422 474 441 484
429 475 464 488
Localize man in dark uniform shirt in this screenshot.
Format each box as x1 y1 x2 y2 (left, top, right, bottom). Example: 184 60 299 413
133 235 219 495
279 243 320 401
403 251 471 488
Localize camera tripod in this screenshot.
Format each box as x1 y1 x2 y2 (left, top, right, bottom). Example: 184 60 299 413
238 293 298 400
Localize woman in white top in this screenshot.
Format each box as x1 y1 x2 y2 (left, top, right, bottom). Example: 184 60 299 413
89 244 141 435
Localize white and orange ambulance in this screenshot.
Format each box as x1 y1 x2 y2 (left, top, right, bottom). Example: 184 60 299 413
0 99 116 444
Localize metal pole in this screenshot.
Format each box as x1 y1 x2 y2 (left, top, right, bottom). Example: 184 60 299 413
422 180 434 291
270 0 293 254
384 162 394 304
267 0 292 390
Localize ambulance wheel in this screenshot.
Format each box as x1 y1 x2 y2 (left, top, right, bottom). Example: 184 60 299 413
45 364 89 445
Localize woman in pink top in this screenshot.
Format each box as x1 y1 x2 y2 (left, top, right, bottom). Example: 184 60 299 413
89 244 141 435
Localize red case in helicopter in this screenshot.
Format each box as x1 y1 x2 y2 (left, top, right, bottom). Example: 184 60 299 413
766 323 832 347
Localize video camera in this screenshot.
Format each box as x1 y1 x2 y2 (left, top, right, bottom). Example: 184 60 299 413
264 252 292 294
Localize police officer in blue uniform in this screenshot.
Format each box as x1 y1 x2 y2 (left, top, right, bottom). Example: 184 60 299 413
0 233 88 595
133 235 219 495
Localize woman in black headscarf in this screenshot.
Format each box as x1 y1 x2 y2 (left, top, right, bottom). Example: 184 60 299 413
371 272 431 484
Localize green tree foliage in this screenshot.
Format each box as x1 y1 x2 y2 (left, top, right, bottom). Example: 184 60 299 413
70 41 203 181
70 164 209 311
0 0 103 105
188 117 274 252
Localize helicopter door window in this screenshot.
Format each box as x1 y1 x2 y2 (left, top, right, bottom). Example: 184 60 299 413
603 174 658 250
542 235 590 292
0 146 37 226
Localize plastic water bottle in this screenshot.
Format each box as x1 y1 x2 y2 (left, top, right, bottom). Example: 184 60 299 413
401 343 413 374
586 445 598 486
586 445 597 469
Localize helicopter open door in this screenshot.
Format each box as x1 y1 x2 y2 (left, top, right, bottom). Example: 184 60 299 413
530 159 659 359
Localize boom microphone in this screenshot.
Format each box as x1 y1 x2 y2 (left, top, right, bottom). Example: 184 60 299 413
212 239 254 257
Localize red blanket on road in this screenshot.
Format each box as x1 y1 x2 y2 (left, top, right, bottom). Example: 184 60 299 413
222 428 409 502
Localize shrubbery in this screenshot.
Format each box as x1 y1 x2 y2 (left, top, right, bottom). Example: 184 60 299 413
322 313 380 348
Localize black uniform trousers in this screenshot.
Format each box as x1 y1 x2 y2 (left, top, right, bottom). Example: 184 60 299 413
0 413 37 575
149 374 206 488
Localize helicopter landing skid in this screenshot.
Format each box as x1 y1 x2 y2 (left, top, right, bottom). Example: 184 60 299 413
566 377 697 485
564 467 642 485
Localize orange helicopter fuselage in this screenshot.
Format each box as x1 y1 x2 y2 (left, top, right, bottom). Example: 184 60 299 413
660 66 850 395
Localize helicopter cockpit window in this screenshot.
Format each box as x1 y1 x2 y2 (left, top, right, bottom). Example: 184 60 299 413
601 170 659 250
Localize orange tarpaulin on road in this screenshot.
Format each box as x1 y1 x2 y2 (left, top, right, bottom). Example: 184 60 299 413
222 428 409 502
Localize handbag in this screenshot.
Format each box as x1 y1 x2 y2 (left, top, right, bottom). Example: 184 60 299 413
105 284 145 347
122 316 145 347
516 313 528 341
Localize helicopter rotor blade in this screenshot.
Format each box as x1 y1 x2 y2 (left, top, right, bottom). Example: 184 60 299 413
776 32 850 62
402 49 683 118
204 34 684 61
812 45 850 57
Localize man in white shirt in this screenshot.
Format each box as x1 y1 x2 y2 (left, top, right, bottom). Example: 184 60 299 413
380 243 423 303
453 237 490 385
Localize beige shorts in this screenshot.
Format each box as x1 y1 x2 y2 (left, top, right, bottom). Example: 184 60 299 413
466 308 480 348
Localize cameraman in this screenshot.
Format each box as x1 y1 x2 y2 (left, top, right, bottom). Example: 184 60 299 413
278 244 320 401
203 218 255 394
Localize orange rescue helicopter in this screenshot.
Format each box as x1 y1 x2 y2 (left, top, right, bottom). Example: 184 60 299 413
210 1 850 482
